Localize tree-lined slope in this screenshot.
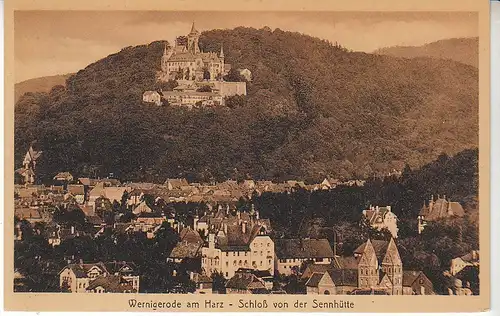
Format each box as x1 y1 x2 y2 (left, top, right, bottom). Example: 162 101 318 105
14 27 478 183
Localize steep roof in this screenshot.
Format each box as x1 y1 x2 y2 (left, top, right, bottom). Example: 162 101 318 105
89 182 105 197
67 184 85 195
274 239 334 259
305 273 325 287
87 275 133 292
329 269 359 287
419 197 465 220
402 270 423 287
334 256 360 270
225 272 266 290
354 239 390 262
133 201 153 215
169 241 202 259
216 222 265 251
61 262 108 278
164 178 189 189
143 90 160 97
179 227 203 244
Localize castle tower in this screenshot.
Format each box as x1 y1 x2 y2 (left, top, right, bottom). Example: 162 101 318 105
187 22 200 54
161 43 171 73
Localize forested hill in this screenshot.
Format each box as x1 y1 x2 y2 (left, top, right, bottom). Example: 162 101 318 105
14 27 478 183
15 73 73 103
373 37 478 68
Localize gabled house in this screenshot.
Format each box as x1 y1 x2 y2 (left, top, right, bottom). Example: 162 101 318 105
274 238 334 275
143 91 162 106
402 270 435 295
362 205 398 238
450 250 479 276
190 272 213 294
164 178 189 190
201 216 274 278
67 184 85 204
59 261 140 293
305 271 336 295
132 201 153 215
418 195 465 234
225 270 269 294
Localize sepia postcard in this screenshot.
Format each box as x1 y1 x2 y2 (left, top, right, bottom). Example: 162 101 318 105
3 0 491 313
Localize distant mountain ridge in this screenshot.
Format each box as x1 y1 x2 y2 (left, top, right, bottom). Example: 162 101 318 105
14 28 478 183
373 37 478 68
15 74 73 103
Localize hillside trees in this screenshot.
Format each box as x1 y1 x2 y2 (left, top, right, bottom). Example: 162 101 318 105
14 28 478 183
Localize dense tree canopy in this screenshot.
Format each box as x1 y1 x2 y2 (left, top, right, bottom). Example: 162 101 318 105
14 27 478 183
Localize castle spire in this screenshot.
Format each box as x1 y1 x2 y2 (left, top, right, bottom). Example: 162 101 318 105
163 43 168 55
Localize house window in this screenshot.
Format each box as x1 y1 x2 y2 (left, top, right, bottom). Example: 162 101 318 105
233 260 237 266
260 261 262 266
225 272 228 277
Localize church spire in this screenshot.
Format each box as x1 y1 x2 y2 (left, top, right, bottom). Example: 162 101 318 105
163 43 168 55
190 21 198 34
219 44 224 58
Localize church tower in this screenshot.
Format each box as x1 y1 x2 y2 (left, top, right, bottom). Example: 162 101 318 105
187 22 200 54
357 239 379 288
380 238 403 295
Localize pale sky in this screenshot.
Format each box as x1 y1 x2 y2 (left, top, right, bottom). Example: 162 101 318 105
14 11 478 83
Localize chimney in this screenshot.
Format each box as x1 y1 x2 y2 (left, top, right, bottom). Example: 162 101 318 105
71 226 75 234
237 210 241 219
256 210 259 220
386 206 391 212
190 271 194 280
242 221 247 234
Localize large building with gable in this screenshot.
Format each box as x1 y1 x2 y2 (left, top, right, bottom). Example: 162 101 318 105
200 206 274 278
159 22 228 82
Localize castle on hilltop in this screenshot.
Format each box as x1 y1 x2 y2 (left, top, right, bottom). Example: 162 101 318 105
146 22 248 109
159 22 229 82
